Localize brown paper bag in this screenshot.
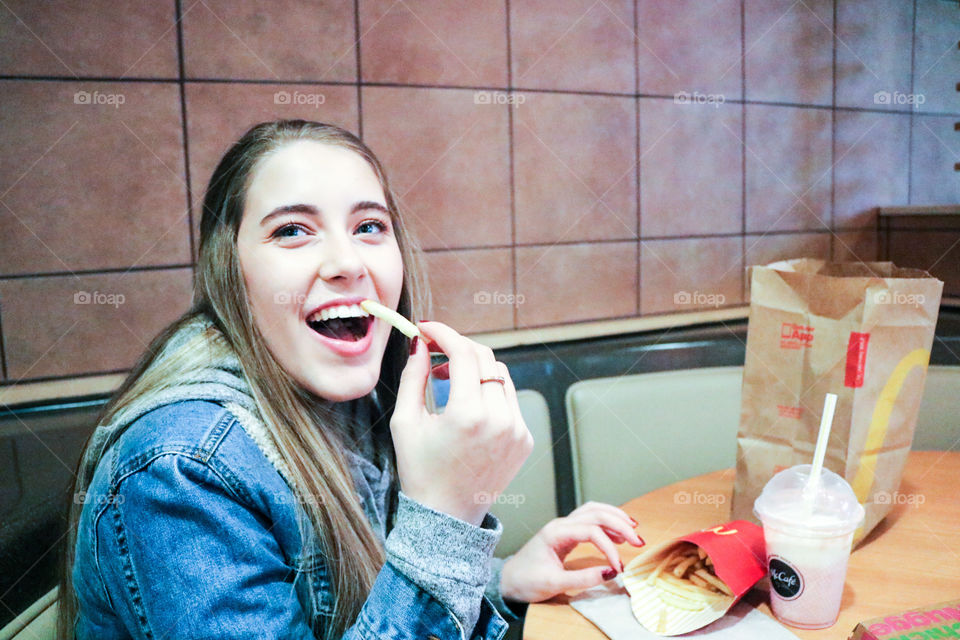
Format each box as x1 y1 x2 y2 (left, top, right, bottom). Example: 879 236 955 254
731 259 943 544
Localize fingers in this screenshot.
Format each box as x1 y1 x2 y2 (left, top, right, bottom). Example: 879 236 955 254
569 501 639 529
392 336 431 423
546 522 622 573
553 566 620 593
497 362 533 457
565 509 644 547
417 322 481 408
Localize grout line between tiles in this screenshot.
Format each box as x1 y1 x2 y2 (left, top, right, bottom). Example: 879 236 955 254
354 0 364 139
174 0 196 263
0 264 196 281
2 74 959 117
505 0 518 329
907 0 918 203
417 228 878 255
634 0 641 316
830 0 838 259
0 304 8 380
740 0 747 296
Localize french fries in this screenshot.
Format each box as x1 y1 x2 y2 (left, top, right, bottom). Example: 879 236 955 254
629 543 733 612
359 299 422 338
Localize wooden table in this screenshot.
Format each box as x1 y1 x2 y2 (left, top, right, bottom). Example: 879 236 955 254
524 450 960 639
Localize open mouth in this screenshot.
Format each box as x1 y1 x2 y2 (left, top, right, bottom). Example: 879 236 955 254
306 305 374 342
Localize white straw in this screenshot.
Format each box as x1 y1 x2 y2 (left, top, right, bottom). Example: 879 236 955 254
804 393 838 512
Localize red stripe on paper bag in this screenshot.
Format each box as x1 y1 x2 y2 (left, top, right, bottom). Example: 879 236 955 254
845 332 870 388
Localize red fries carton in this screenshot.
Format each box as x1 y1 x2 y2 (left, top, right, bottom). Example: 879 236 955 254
849 599 960 640
622 520 766 635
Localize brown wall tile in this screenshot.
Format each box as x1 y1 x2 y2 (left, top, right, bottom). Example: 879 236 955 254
744 0 834 105
636 0 741 98
913 0 960 114
639 98 742 237
511 0 635 93
0 268 193 380
743 231 831 299
514 93 636 244
745 104 832 233
910 115 960 205
182 0 356 81
834 111 910 228
0 81 190 276
744 231 831 268
184 82 359 252
0 0 177 77
835 0 913 111
359 0 507 87
640 236 742 314
833 229 878 264
362 86 511 250
424 248 514 333
516 242 636 327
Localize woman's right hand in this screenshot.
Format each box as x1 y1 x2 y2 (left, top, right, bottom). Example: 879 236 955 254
390 321 534 527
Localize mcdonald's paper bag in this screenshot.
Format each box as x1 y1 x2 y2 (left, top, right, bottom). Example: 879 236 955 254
731 259 943 544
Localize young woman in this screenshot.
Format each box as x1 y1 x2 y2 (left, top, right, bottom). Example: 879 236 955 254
57 120 643 640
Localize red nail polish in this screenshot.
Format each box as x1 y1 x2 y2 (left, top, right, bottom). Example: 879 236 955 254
636 536 645 546
629 517 638 526
619 561 624 573
408 336 419 355
602 568 616 580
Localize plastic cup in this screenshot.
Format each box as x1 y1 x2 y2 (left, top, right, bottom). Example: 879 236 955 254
753 464 865 629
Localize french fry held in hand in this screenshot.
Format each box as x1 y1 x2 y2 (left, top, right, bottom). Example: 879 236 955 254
359 299 421 339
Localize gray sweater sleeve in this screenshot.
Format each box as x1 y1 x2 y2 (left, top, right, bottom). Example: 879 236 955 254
484 556 525 622
385 492 501 635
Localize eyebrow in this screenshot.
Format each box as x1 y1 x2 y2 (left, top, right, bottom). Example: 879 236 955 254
259 201 390 226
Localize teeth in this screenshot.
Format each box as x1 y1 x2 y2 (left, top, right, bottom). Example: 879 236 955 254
308 303 370 323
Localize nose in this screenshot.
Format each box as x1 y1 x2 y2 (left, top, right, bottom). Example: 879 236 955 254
317 229 365 284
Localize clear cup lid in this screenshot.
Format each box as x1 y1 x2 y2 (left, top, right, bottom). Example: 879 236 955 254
753 464 865 535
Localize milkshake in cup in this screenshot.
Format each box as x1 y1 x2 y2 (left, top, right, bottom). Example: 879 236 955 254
753 464 865 629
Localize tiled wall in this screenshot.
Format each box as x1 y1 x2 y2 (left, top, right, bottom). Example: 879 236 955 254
0 0 958 385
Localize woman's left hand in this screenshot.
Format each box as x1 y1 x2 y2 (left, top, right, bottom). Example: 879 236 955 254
499 501 645 604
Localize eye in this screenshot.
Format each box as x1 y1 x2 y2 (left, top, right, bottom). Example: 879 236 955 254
270 223 308 239
356 219 389 235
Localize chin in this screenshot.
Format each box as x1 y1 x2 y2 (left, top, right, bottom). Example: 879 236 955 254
305 371 379 403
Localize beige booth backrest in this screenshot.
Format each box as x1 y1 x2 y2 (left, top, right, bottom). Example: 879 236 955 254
0 587 57 640
490 389 557 557
913 365 960 450
566 367 743 508
566 364 960 509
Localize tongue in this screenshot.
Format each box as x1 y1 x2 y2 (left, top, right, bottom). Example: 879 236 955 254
311 317 363 342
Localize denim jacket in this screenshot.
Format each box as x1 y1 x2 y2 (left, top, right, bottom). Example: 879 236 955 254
72 399 520 639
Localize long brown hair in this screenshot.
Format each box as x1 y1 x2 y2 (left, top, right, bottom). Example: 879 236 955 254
57 120 430 639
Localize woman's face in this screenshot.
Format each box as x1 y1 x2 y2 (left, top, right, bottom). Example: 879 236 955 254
237 140 404 402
